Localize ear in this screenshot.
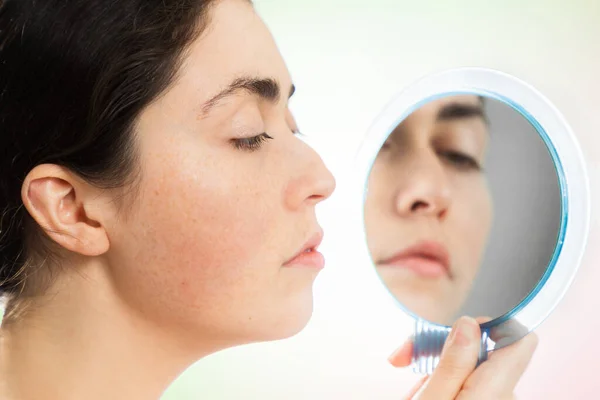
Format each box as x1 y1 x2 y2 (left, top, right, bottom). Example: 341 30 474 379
21 164 110 257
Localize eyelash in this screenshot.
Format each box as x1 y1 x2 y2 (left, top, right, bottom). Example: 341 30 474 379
231 126 305 153
232 133 273 151
441 151 481 171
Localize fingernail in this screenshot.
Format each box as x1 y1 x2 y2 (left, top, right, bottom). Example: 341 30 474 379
387 335 413 362
449 316 478 347
387 351 399 364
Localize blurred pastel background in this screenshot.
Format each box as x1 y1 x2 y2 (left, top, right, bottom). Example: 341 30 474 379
0 0 572 398
0 1 596 398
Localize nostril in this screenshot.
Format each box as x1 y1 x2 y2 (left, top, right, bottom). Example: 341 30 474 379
307 193 325 204
411 201 429 212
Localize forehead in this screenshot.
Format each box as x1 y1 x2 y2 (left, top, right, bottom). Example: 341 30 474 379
174 0 291 104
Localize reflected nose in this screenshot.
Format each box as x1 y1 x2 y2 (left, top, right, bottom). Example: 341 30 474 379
393 153 451 219
285 149 336 210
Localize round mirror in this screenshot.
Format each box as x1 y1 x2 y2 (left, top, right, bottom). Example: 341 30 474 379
355 68 589 374
364 93 561 326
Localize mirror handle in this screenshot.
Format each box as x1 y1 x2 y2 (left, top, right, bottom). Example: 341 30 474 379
412 318 490 375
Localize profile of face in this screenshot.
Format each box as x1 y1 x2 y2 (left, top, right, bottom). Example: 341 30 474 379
108 1 337 344
364 95 493 325
14 0 335 350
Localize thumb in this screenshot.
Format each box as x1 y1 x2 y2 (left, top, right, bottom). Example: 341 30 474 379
417 316 481 400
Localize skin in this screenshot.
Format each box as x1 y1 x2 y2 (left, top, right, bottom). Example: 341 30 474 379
0 3 537 399
389 316 539 400
365 95 493 325
0 1 335 399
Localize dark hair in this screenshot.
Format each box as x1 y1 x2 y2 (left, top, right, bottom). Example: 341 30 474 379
0 0 221 298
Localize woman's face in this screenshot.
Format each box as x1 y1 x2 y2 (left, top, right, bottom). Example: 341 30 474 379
103 0 335 347
364 95 492 325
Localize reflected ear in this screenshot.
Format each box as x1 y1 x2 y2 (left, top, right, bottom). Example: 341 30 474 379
21 164 110 257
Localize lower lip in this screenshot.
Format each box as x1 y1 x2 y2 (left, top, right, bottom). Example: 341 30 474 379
283 250 325 269
380 256 448 278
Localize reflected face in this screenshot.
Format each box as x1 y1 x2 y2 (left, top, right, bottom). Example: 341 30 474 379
365 95 492 325
103 0 335 348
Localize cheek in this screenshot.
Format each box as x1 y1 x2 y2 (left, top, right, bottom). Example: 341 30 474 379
117 148 289 315
364 189 382 250
364 162 394 249
450 178 492 275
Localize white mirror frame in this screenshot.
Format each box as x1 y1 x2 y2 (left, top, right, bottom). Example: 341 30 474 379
353 67 590 373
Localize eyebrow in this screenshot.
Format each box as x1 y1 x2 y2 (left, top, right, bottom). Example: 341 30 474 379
436 101 488 124
199 76 295 117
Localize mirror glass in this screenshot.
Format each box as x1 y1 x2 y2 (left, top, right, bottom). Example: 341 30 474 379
364 94 562 326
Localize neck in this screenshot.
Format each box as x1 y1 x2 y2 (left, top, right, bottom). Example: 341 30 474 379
0 265 215 400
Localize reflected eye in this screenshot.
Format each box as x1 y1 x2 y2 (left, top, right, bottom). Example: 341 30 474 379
231 133 273 152
441 151 481 171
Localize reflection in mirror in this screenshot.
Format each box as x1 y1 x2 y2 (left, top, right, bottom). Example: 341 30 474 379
364 94 561 326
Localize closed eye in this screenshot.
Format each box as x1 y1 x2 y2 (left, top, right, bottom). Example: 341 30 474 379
231 133 273 152
440 151 481 171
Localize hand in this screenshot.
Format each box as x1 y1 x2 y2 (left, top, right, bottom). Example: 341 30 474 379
388 316 538 399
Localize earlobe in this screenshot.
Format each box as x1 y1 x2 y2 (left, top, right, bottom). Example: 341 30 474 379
21 164 110 257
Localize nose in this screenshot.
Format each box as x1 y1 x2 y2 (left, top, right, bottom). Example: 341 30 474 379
393 151 451 219
284 148 336 210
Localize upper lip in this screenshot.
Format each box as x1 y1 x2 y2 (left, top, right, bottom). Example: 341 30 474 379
378 240 451 274
283 229 324 265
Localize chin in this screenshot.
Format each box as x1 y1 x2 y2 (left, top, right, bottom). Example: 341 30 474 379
255 290 316 343
192 285 317 351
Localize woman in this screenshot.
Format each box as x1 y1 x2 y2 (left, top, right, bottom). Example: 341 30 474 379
0 1 536 399
365 94 493 325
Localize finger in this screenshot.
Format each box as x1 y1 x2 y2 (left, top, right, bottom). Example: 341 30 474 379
458 332 538 399
417 316 481 400
475 316 493 324
401 376 428 400
488 319 530 347
483 332 538 386
388 337 413 368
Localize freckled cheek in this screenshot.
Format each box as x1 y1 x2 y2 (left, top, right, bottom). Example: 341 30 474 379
133 211 278 309
135 179 287 302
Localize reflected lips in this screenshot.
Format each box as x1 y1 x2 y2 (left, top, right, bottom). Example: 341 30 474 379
379 241 450 278
283 230 325 269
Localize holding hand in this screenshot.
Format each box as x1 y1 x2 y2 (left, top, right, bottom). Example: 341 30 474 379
388 316 538 400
